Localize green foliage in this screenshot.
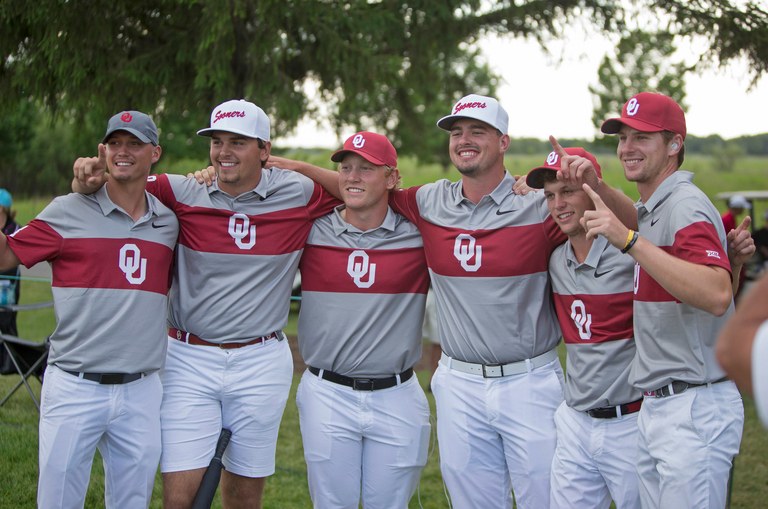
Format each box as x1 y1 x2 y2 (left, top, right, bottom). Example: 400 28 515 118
589 29 689 138
656 0 768 87
709 141 747 172
4 0 765 178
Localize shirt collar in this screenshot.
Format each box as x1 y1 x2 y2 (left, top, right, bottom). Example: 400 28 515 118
95 183 158 220
208 168 266 198
564 235 609 269
637 170 693 215
330 205 398 235
451 172 514 206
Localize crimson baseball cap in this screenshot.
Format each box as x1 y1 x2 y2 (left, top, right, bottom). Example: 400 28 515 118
526 147 602 189
102 111 158 146
437 94 509 134
198 99 271 141
331 131 398 167
601 92 687 139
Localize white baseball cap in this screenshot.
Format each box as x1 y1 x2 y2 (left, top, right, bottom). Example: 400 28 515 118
437 94 509 134
197 99 271 141
728 195 751 209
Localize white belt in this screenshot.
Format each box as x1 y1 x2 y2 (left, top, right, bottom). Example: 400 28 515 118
441 348 559 378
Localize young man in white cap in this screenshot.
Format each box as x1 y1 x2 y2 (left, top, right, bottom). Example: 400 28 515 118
579 91 753 508
268 94 636 508
274 131 431 508
73 100 338 509
8 110 179 508
526 143 641 509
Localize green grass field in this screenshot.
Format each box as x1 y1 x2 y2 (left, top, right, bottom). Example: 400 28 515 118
1 153 767 507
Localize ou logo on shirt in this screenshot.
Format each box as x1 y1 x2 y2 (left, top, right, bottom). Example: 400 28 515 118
570 299 592 340
454 233 482 272
229 213 256 249
347 250 376 288
119 244 146 284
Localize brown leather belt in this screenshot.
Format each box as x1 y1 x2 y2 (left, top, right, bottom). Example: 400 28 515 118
586 398 643 419
169 328 281 349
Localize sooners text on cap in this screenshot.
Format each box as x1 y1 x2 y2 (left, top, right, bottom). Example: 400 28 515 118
453 101 488 114
213 110 246 123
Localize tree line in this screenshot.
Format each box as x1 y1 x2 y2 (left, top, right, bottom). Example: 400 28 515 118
2 1 767 194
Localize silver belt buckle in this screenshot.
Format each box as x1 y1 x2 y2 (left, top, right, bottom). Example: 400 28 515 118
482 364 503 378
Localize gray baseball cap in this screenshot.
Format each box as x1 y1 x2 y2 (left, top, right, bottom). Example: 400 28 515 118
102 111 159 146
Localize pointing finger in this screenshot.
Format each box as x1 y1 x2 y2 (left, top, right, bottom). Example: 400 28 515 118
581 183 607 209
98 143 107 165
736 215 751 232
549 135 567 158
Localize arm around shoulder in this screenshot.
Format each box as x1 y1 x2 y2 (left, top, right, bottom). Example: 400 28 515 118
268 155 341 199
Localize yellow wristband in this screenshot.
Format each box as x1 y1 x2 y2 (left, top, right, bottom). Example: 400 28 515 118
622 229 635 250
621 230 639 254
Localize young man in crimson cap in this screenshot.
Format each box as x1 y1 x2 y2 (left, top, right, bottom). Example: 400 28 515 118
526 144 641 509
273 131 430 508
579 91 754 508
13 110 178 508
74 99 339 509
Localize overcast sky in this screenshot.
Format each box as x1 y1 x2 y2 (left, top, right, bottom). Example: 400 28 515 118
279 33 768 148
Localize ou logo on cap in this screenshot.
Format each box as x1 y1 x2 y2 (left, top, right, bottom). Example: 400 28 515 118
626 98 640 116
352 134 366 149
546 151 559 166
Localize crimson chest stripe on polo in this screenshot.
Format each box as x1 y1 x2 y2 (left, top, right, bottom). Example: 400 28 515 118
635 222 731 303
52 239 173 293
419 220 554 277
174 203 312 255
12 219 173 294
554 292 633 344
300 245 429 294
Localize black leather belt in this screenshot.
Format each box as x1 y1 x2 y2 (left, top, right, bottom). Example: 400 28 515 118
308 366 413 391
63 370 145 385
643 377 729 398
586 398 643 419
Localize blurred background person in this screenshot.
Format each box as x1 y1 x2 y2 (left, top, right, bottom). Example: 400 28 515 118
752 210 768 276
721 194 751 234
0 188 22 335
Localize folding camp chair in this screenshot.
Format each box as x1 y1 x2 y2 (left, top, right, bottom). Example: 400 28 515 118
0 301 53 412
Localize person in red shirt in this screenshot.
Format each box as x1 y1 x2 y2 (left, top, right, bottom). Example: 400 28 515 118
722 195 750 233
